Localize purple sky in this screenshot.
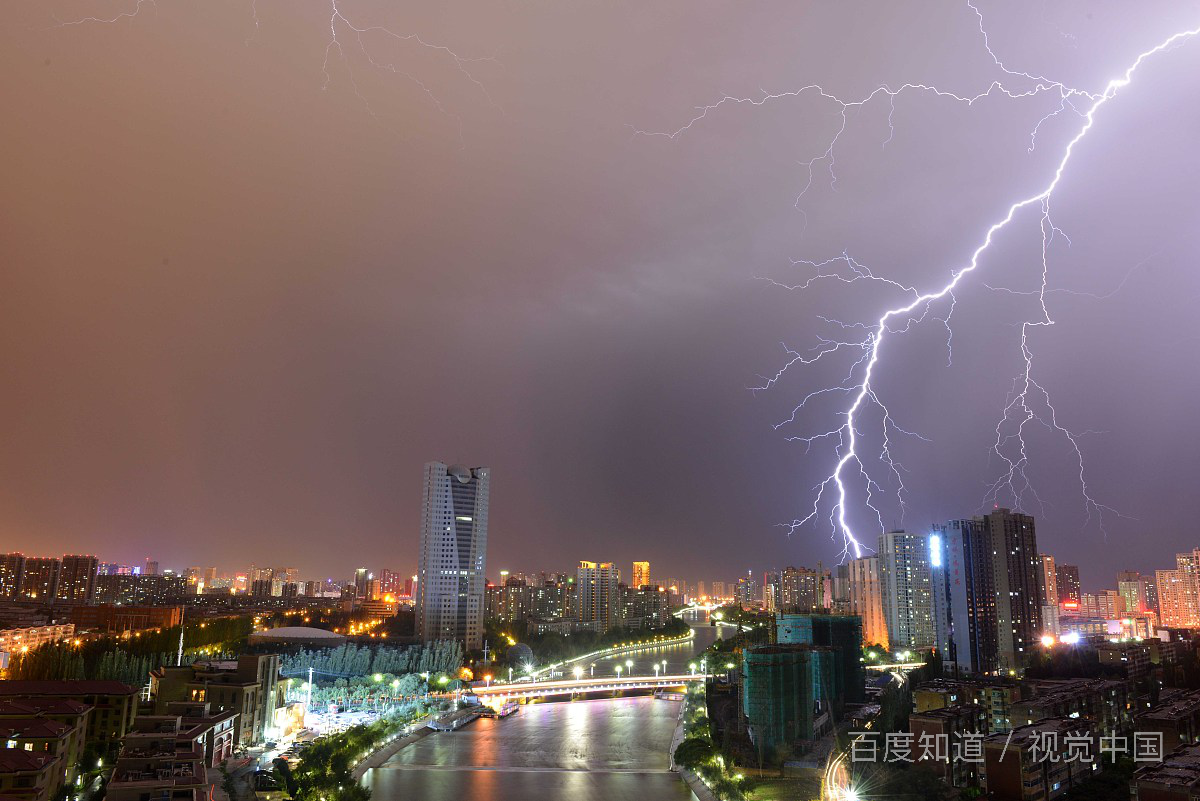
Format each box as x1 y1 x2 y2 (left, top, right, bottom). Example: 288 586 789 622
1 1 1198 591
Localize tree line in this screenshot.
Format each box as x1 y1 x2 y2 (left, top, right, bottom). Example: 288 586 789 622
278 641 463 679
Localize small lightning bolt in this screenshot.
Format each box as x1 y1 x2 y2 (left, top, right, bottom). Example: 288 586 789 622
51 0 496 135
645 7 1199 559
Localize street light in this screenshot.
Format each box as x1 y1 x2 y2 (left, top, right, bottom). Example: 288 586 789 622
573 666 584 680
625 659 633 675
615 666 623 679
589 663 595 677
688 662 697 676
654 663 660 678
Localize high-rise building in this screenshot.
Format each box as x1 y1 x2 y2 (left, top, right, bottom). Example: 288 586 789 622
57 555 99 605
1156 551 1200 629
1056 564 1081 604
779 566 820 612
415 462 490 650
1039 554 1058 605
379 569 402 597
711 581 727 600
762 571 781 613
143 558 159 576
985 509 1042 671
696 580 707 599
847 556 888 648
0 553 25 599
932 518 995 674
1117 570 1146 615
353 568 371 599
878 531 935 650
933 509 1042 673
19 557 61 602
576 561 619 629
736 571 759 607
631 562 650 589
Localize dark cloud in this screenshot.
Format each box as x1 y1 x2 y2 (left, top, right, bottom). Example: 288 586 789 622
1 0 1198 590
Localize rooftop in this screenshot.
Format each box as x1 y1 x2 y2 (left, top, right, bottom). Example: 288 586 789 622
0 680 138 697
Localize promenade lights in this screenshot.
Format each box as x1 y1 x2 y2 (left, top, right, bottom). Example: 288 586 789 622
615 666 623 678
573 666 583 680
625 659 633 675
688 663 697 676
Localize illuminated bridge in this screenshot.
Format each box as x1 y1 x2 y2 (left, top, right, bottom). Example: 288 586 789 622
472 673 707 701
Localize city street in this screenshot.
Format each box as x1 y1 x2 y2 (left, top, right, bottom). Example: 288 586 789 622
365 696 697 801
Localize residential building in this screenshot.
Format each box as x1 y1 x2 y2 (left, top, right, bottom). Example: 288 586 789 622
847 556 888 648
631 562 650 589
17 559 60 603
94 574 188 606
56 556 98 605
878 530 935 650
415 462 489 650
0 625 75 656
0 713 87 788
909 704 986 787
779 566 820 613
1136 689 1200 751
982 718 1098 801
1132 742 1200 801
576 561 619 630
0 681 139 745
0 750 63 801
913 678 1022 734
1011 679 1130 736
1158 551 1200 629
1039 554 1058 605
149 655 280 747
1055 564 1081 604
0 554 25 599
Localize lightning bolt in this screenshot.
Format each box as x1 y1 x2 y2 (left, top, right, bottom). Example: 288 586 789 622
644 7 1199 559
50 0 495 136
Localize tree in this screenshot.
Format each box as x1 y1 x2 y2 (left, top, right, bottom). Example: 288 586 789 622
673 737 716 769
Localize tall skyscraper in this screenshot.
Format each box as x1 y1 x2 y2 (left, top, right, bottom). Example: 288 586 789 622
416 462 490 650
57 555 99 605
847 556 888 648
985 508 1042 671
576 561 619 629
932 509 1042 673
878 530 935 650
1039 554 1058 606
932 518 995 674
631 561 651 589
1055 564 1081 604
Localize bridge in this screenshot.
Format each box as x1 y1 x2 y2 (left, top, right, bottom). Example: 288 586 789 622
472 673 707 701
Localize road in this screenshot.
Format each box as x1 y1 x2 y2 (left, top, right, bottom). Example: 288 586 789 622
365 696 697 801
575 609 731 680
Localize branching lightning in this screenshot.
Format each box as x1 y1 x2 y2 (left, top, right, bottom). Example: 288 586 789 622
643 5 1200 559
51 0 495 136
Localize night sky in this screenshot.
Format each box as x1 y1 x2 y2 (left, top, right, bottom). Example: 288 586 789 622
1 1 1198 589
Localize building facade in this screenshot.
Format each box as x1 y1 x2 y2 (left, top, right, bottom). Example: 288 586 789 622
415 462 489 650
878 530 935 650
